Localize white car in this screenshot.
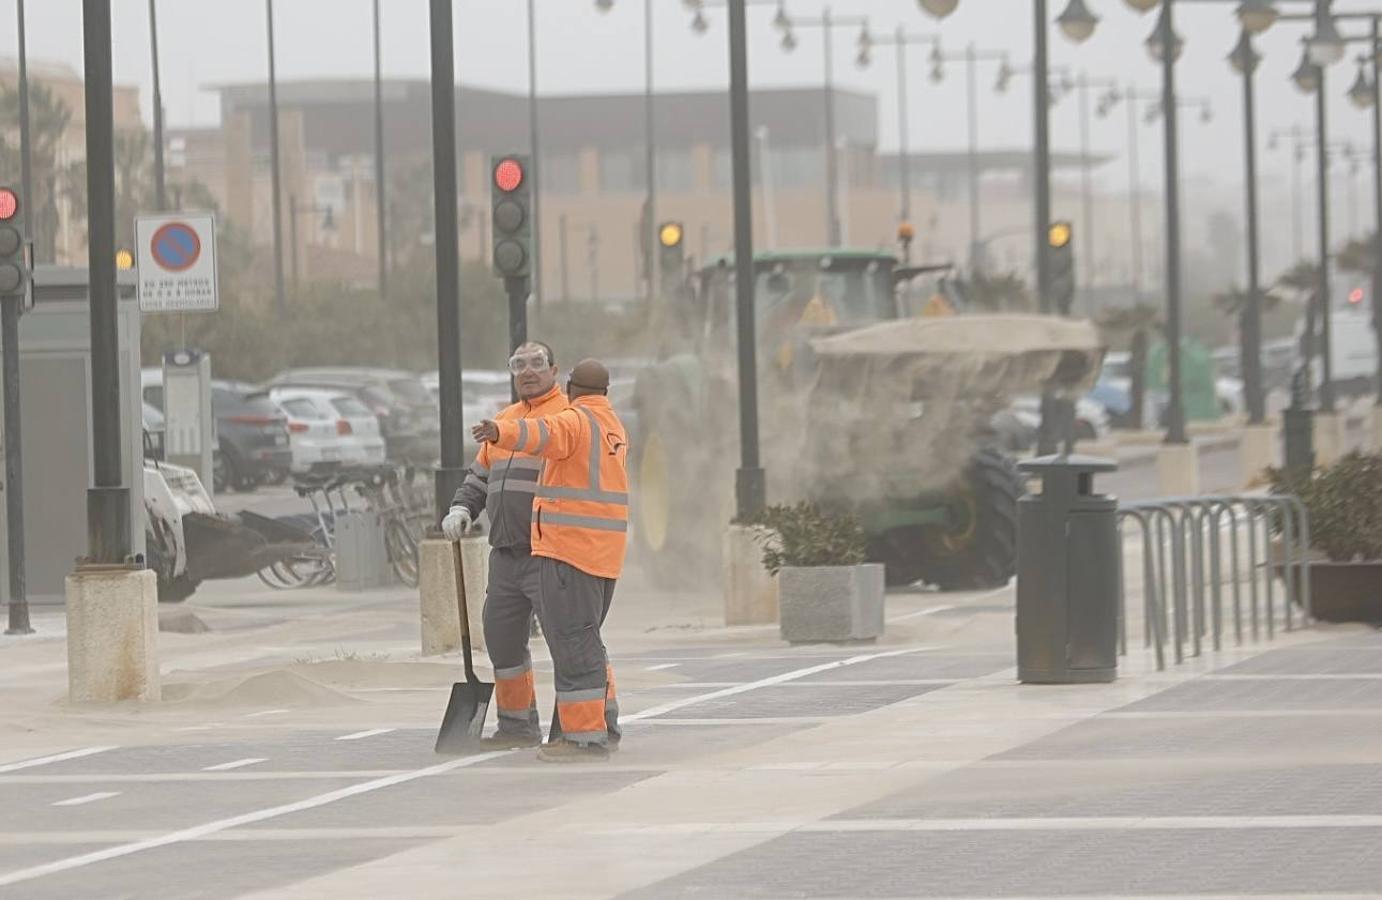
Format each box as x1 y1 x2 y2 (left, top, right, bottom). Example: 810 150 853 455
1009 395 1112 443
270 388 387 473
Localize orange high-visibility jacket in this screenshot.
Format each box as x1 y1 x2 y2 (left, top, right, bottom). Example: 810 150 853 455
454 384 568 550
493 394 629 579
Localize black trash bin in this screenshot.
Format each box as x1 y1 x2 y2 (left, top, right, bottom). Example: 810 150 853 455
1016 454 1120 684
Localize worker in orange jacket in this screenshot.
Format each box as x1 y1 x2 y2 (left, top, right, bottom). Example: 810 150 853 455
443 341 567 749
473 358 629 762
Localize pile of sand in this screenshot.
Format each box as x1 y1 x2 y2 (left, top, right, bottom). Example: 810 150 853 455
162 669 360 709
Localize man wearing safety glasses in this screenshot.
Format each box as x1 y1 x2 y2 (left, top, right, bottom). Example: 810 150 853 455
442 341 566 749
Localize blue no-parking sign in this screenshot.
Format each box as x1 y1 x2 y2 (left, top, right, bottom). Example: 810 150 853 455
135 212 218 313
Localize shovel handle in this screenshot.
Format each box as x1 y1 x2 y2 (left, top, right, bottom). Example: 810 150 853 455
451 541 478 684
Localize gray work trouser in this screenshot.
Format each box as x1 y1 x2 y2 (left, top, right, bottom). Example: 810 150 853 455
535 556 620 747
483 547 542 739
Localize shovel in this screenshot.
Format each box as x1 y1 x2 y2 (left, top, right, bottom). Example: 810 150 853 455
434 540 494 754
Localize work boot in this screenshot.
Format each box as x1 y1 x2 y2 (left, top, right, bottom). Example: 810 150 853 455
479 732 542 750
537 739 610 763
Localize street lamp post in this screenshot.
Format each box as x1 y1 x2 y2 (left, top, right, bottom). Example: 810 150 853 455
931 42 1011 274
372 0 388 303
1076 72 1119 310
265 0 286 314
1268 125 1312 261
148 0 166 212
1227 28 1269 426
428 0 465 525
728 0 764 518
772 6 868 249
596 0 657 305
83 0 131 565
858 25 940 260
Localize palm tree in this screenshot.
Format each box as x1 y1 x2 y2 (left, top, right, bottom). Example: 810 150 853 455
1095 302 1162 430
0 83 73 261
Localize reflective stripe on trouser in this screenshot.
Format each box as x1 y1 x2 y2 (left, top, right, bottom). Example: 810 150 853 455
535 556 618 746
482 548 541 738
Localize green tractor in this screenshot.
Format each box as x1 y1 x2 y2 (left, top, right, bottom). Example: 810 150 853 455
631 248 1102 590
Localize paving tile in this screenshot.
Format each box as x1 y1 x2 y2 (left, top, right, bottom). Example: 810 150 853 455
995 712 1382 760
1120 677 1382 712
655 683 947 720
1219 646 1382 675
4 837 424 900
620 828 1382 898
849 762 1382 820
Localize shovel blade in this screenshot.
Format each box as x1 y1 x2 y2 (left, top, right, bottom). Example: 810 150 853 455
434 680 494 755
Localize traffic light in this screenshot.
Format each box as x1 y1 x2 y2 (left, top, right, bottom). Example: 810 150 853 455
1048 220 1075 315
657 221 685 295
491 154 532 282
0 186 26 301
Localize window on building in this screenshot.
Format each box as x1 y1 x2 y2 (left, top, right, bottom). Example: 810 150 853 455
776 147 824 188
658 149 695 192
542 153 582 194
600 150 647 193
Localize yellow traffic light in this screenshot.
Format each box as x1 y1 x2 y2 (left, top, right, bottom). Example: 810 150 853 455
658 221 684 248
1047 221 1072 249
897 221 916 242
115 249 135 271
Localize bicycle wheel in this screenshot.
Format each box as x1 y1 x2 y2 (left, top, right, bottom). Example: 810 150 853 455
385 518 419 588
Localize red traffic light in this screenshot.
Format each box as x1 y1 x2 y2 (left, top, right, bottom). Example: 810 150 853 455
0 188 18 222
1349 287 1365 305
493 158 525 193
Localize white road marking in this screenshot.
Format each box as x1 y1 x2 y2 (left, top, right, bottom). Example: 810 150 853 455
623 646 941 723
888 605 958 622
644 663 680 671
201 758 268 772
0 747 117 774
592 815 1382 836
0 751 511 889
172 724 223 733
1201 673 1382 681
51 792 121 808
243 709 290 718
0 644 941 888
334 728 396 741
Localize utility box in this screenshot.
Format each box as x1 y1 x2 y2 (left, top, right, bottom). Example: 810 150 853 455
1015 454 1119 684
162 349 214 490
334 511 394 591
0 267 145 605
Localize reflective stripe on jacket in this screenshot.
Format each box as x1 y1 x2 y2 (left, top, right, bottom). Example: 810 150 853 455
453 385 568 550
493 394 629 579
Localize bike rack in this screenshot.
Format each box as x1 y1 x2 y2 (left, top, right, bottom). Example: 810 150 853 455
1115 494 1312 671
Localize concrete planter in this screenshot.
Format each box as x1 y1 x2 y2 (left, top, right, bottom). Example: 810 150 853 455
1278 560 1382 624
778 563 885 644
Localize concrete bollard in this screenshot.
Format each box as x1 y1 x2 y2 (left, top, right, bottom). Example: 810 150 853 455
65 566 160 703
723 524 779 626
1156 442 1200 496
1238 424 1277 486
1313 412 1345 467
419 536 488 656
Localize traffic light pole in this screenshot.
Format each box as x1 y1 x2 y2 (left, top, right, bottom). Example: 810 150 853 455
84 0 132 565
7 0 33 634
148 0 166 212
2 295 29 635
728 0 764 519
506 275 529 404
429 0 465 526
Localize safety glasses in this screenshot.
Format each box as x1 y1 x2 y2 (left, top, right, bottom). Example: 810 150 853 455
508 352 550 374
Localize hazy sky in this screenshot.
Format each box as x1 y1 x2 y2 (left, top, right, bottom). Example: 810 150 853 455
8 0 1382 198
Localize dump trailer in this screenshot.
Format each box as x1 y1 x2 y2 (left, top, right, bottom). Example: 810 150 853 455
631 249 1103 589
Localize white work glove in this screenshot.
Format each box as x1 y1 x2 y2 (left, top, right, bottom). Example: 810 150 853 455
441 505 472 542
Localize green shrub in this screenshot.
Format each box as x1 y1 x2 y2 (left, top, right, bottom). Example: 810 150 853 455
747 502 867 575
1268 451 1382 562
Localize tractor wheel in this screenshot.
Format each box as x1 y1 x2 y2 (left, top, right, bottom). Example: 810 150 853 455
878 448 1023 591
632 429 719 588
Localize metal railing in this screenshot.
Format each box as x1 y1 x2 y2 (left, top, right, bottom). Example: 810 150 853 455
1116 494 1312 671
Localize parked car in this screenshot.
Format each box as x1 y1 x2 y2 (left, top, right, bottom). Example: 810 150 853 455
267 368 440 465
1008 395 1112 444
141 371 292 492
270 387 387 473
